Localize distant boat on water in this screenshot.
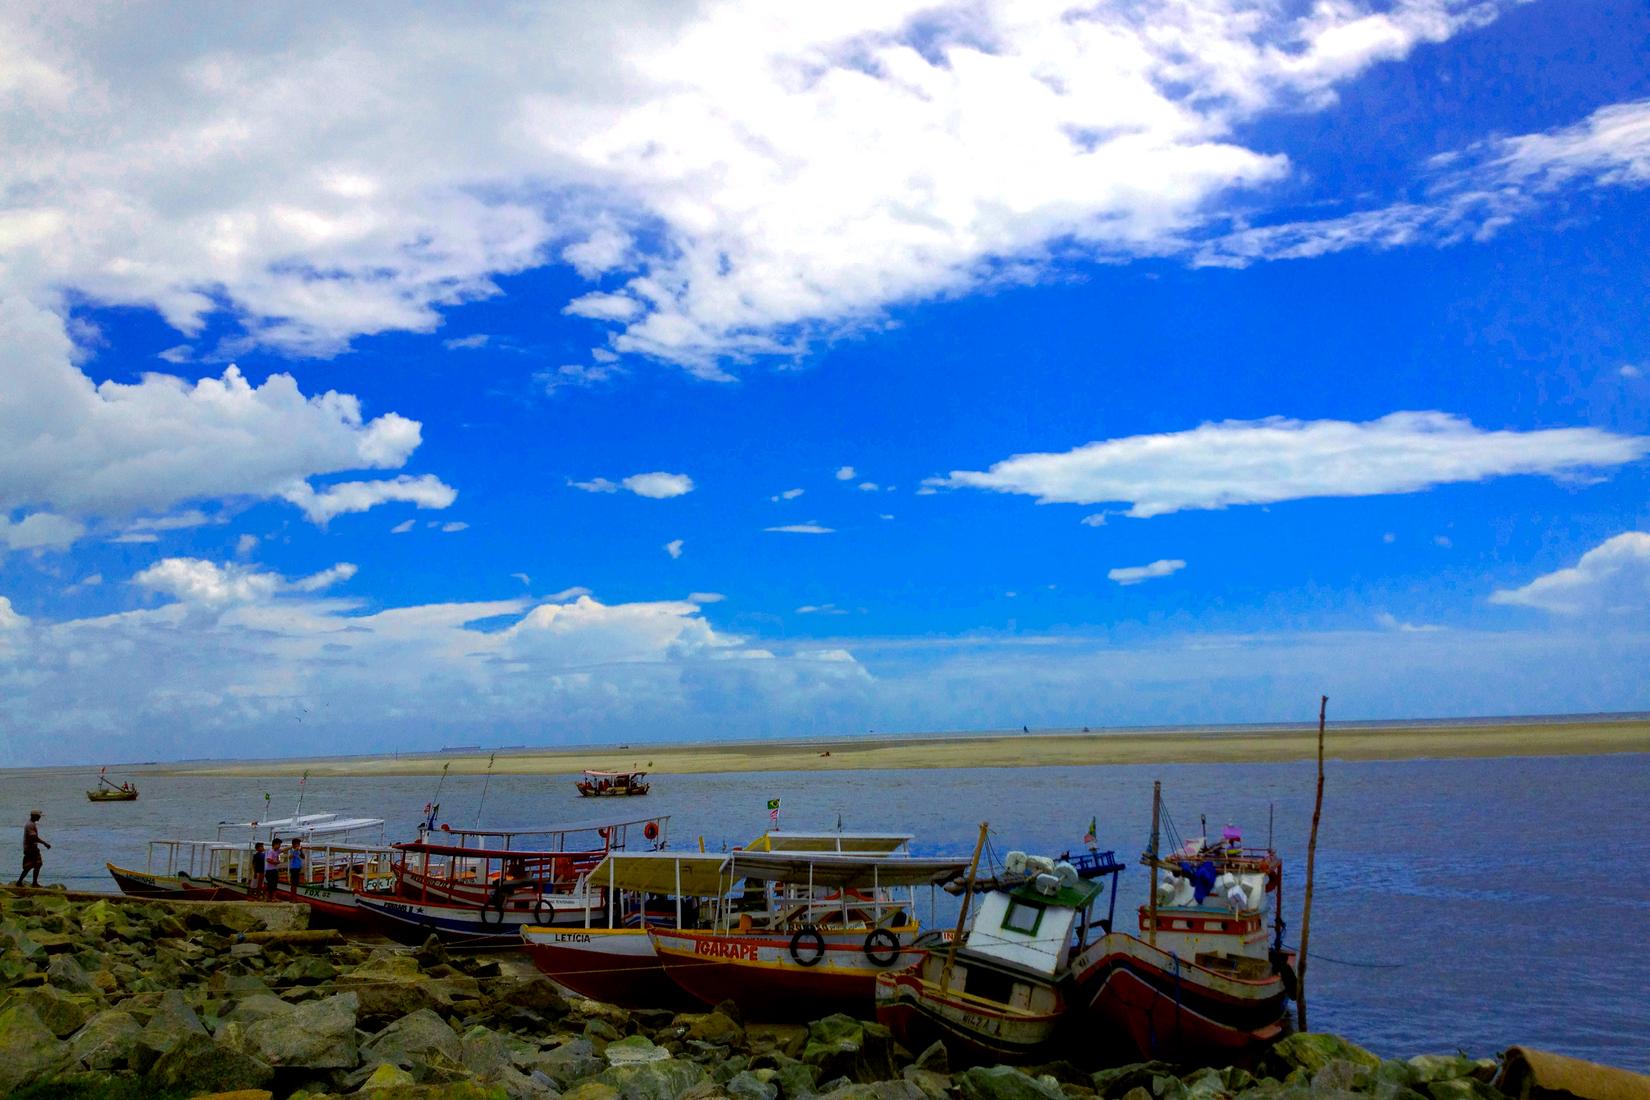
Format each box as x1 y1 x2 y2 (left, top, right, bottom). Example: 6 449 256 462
88 769 138 802
577 769 650 797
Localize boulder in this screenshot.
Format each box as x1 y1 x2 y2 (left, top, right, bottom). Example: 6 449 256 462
1091 1064 1178 1099
238 990 359 1069
1263 1034 1381 1077
0 1001 71 1092
608 1034 674 1066
147 1031 274 1094
597 1056 712 1100
1422 1080 1504 1100
1407 1055 1485 1083
730 1068 782 1100
360 1007 464 1079
222 994 297 1026
68 1007 143 1071
462 1023 516 1079
801 1015 899 1084
359 1062 419 1091
750 1023 809 1060
11 984 92 1037
959 1066 1067 1100
914 1042 949 1074
565 1082 624 1100
46 952 96 992
535 1036 609 1087
902 1067 954 1100
281 956 339 985
673 1010 747 1048
773 1060 822 1100
133 988 210 1071
1314 1059 1375 1093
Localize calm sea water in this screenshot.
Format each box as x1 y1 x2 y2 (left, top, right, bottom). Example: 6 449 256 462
3 753 1645 1071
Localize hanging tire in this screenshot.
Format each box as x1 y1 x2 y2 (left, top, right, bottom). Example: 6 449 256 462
479 891 505 925
863 928 901 966
534 894 553 925
789 926 827 967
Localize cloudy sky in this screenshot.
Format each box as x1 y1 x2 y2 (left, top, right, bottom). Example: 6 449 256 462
2 0 1647 765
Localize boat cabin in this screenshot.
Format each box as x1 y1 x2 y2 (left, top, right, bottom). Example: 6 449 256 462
965 874 1104 979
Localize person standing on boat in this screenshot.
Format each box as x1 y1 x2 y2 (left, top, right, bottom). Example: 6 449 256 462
265 838 285 898
15 810 49 887
249 842 267 899
288 837 306 892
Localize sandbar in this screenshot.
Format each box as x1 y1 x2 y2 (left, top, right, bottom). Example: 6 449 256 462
158 717 1649 778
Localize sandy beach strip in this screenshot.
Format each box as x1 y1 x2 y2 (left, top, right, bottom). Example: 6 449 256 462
158 717 1650 778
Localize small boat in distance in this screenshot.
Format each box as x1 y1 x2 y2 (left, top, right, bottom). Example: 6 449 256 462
87 769 138 802
577 769 650 797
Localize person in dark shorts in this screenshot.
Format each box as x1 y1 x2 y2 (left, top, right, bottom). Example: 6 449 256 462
249 842 267 899
288 837 306 891
265 838 285 898
16 810 49 887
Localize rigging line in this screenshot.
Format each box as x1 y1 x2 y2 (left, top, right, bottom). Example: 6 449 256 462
1283 945 1404 969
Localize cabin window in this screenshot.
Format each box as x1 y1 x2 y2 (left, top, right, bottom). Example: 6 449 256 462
1001 899 1044 935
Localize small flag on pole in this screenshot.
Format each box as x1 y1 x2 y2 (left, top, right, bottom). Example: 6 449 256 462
1083 816 1098 849
767 798 780 828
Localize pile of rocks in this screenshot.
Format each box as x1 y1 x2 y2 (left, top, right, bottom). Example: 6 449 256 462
0 890 1513 1100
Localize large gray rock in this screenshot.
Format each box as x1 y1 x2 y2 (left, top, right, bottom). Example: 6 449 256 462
132 988 209 1071
671 1010 747 1048
47 953 96 992
535 1036 608 1087
68 1008 143 1071
902 1067 954 1100
360 1006 464 1080
238 990 359 1069
596 1056 711 1100
11 984 91 1037
463 1023 516 1079
147 1030 273 1093
1263 1033 1381 1077
958 1066 1066 1100
801 1015 898 1084
730 1068 782 1100
0 1002 71 1092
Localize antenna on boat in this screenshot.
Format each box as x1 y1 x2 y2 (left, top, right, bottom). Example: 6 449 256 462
473 752 497 830
423 762 451 838
939 822 989 994
292 770 309 822
1297 695 1328 1032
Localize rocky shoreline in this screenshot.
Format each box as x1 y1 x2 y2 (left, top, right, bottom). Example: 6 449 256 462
0 890 1575 1100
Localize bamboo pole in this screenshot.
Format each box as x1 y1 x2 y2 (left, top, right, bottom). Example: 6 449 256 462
939 822 989 994
1147 780 1161 947
1296 695 1327 1031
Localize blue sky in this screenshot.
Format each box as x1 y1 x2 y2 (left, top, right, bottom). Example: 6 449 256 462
2 1 1648 764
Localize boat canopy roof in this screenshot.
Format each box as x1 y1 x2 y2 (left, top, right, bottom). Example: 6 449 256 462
217 812 340 831
430 813 666 841
394 839 603 859
214 813 385 840
582 770 645 778
729 851 969 888
580 851 743 896
742 831 912 854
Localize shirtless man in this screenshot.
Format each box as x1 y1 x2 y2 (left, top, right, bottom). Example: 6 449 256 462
16 810 49 887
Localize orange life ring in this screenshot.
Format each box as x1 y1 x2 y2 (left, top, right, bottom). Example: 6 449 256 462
643 821 659 841
598 826 611 840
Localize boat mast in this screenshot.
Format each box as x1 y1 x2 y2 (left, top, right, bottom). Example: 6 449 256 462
939 821 989 994
1297 695 1328 1031
1147 780 1161 948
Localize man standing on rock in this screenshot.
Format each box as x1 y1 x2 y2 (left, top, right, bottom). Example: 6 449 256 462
16 809 49 887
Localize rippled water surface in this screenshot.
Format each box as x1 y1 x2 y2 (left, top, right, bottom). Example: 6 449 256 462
3 753 1646 1071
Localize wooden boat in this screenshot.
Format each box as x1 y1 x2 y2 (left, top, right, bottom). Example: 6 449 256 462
877 832 1125 1065
356 815 671 949
649 846 971 1017
87 773 138 801
1071 788 1295 1063
106 812 381 903
577 770 650 797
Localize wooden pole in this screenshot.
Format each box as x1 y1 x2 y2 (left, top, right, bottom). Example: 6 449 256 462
940 822 989 994
1147 780 1161 947
1296 695 1327 1032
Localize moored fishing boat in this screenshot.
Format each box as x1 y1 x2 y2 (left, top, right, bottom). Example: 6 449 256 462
523 830 893 1006
876 829 1125 1065
650 845 971 1017
576 769 650 797
106 812 376 902
1071 783 1295 1064
358 816 671 948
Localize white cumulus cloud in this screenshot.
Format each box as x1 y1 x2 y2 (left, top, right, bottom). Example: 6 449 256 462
624 472 694 499
1489 532 1650 616
935 413 1648 517
766 523 835 535
665 539 684 559
282 474 457 525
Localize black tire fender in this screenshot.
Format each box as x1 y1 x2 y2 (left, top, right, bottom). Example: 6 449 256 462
789 926 827 967
864 927 901 966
